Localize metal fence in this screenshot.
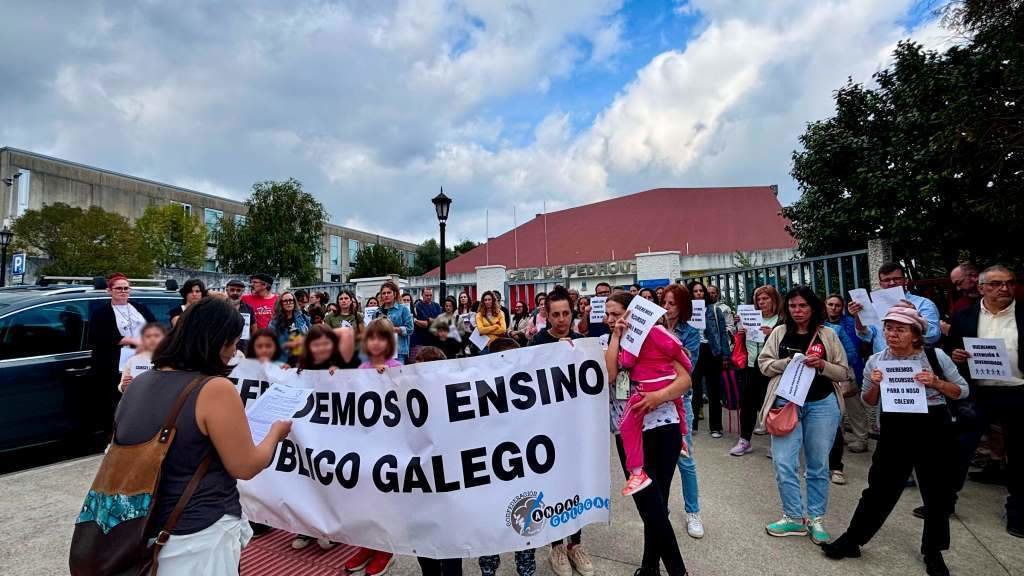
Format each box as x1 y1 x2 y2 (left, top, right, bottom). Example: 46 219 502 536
680 249 870 308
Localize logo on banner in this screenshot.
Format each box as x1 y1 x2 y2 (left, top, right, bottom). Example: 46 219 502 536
505 490 610 537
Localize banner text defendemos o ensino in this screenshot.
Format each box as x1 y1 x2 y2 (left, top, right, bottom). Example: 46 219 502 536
232 348 606 495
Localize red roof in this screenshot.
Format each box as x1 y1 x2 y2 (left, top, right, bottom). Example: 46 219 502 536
429 186 796 275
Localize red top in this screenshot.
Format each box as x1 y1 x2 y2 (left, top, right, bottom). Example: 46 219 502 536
619 325 692 382
241 293 278 329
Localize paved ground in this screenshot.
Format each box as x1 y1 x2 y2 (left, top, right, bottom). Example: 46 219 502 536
2 428 1021 576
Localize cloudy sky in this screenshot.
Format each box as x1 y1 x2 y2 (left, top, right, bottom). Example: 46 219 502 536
1 0 952 245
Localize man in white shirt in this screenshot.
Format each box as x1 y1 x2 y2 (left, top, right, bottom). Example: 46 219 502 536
947 264 1022 538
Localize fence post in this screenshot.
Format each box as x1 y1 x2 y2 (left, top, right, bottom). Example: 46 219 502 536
866 238 892 291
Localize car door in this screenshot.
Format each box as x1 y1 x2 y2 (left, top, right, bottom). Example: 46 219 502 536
0 298 93 462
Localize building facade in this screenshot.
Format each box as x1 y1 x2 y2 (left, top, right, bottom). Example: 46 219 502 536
0 147 417 282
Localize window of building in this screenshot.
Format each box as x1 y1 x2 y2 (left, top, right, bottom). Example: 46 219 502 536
348 239 361 265
204 208 223 246
234 214 246 226
406 251 416 269
204 259 218 272
172 201 192 218
329 235 342 273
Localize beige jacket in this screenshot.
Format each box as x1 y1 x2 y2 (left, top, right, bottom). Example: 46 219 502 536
757 324 854 427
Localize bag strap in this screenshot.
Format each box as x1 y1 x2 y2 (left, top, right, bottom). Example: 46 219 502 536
157 375 215 444
148 450 214 575
923 346 946 381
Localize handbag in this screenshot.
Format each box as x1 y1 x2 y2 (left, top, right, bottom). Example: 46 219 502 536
764 330 823 437
730 331 747 369
70 375 214 576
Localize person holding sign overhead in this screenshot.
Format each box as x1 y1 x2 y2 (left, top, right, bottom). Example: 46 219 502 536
824 301 967 576
731 285 782 456
945 264 1024 538
847 262 942 354
757 287 852 545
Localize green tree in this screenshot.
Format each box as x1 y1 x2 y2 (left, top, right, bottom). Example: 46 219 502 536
12 203 153 277
408 238 479 275
783 0 1023 274
215 178 328 284
452 239 479 256
135 203 205 268
350 244 408 278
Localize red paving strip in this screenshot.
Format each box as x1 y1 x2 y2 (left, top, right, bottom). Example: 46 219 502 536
241 529 359 575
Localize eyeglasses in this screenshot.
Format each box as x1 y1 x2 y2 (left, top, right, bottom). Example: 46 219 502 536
982 280 1016 290
282 298 296 303
111 287 131 292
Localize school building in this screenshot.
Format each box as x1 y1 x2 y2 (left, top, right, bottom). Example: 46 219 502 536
408 186 798 308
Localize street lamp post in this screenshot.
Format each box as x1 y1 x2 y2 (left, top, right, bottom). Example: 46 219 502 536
431 188 452 302
0 225 13 288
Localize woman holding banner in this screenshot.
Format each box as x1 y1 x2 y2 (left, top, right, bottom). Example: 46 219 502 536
823 302 967 576
731 285 782 457
605 292 692 576
757 287 851 545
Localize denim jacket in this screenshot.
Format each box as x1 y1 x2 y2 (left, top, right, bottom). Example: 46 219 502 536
704 305 732 358
268 311 311 362
671 321 702 374
376 303 415 358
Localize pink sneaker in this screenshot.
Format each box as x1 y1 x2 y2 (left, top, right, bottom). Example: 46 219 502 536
622 471 653 496
729 438 752 457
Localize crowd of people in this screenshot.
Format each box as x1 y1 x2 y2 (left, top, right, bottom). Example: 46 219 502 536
80 260 1021 576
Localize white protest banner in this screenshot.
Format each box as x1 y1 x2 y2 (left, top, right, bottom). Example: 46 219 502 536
775 353 816 406
621 297 667 357
847 289 881 330
240 312 252 340
871 286 906 322
963 338 1015 381
226 341 611 558
877 359 927 414
246 384 314 444
364 306 379 325
469 328 490 351
687 300 706 331
129 359 153 378
738 305 764 344
589 297 608 324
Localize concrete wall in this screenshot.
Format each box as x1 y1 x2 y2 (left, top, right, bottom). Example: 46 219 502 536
475 265 507 298
635 251 681 283
1 147 418 282
679 247 797 275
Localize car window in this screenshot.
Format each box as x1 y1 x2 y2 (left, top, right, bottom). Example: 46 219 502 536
134 298 181 328
0 301 90 360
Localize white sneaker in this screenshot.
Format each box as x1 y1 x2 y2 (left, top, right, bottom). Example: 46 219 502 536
316 537 335 550
549 544 572 576
566 545 595 576
291 535 312 549
686 512 705 539
753 424 768 435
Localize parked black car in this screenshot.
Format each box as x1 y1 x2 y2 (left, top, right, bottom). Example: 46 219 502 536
0 285 180 473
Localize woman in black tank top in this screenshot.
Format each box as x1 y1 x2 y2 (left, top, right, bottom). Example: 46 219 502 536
115 297 292 575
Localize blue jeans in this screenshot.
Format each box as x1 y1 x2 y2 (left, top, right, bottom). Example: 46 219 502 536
770 394 840 518
676 391 700 513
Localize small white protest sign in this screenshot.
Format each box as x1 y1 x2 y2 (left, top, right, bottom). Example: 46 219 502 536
738 305 764 344
364 306 379 325
963 337 1015 381
240 312 252 340
847 289 882 330
775 353 816 406
469 328 490 350
589 297 608 324
870 286 906 323
620 297 667 357
688 300 706 331
878 359 928 414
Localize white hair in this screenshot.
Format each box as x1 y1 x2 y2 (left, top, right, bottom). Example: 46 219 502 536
980 264 1013 284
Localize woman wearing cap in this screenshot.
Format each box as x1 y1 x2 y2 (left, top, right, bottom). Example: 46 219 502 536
757 286 852 544
823 301 967 576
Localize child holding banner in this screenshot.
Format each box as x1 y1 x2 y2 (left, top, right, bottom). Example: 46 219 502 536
344 318 401 575
823 302 968 576
117 322 167 393
609 293 693 497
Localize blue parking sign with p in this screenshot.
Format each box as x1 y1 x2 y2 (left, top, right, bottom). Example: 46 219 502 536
12 252 25 275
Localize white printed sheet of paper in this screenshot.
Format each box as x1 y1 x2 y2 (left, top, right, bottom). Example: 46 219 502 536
963 337 1015 381
738 305 765 344
469 327 490 350
847 289 882 330
246 383 315 444
877 359 928 414
775 353 816 406
620 297 667 357
364 306 379 326
240 312 252 340
870 286 906 323
129 359 153 377
226 341 611 559
687 300 706 331
589 297 607 324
